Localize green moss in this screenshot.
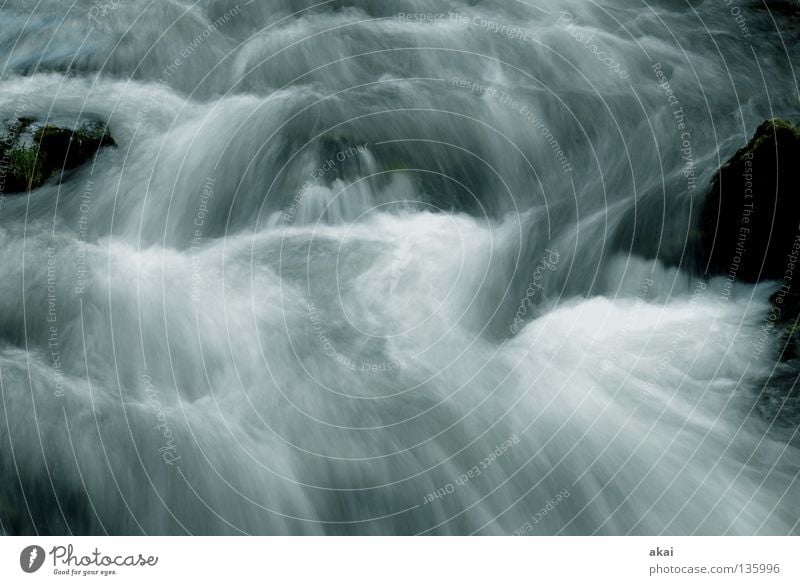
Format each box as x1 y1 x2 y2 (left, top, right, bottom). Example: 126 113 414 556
764 118 800 136
33 124 70 140
74 127 94 143
7 117 33 137
0 117 113 193
9 145 45 190
75 122 114 146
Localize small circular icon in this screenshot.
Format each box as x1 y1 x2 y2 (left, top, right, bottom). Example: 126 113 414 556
20 545 45 573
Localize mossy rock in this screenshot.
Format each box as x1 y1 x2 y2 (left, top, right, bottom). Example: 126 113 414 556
33 122 115 172
0 119 115 194
8 146 46 191
700 118 800 282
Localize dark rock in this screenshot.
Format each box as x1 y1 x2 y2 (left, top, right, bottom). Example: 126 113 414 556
701 118 800 282
0 118 115 194
769 285 800 360
758 284 800 427
34 122 115 172
757 1 800 17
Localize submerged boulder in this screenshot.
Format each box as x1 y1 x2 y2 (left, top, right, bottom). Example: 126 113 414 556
0 118 115 193
701 119 800 419
700 118 800 282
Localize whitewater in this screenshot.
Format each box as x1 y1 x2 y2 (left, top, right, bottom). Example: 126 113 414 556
0 0 798 535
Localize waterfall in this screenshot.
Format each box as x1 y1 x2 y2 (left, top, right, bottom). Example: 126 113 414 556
0 0 798 535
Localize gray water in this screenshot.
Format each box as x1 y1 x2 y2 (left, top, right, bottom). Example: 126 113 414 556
1 0 799 535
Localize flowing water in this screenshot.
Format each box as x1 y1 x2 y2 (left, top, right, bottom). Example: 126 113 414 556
1 0 799 535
